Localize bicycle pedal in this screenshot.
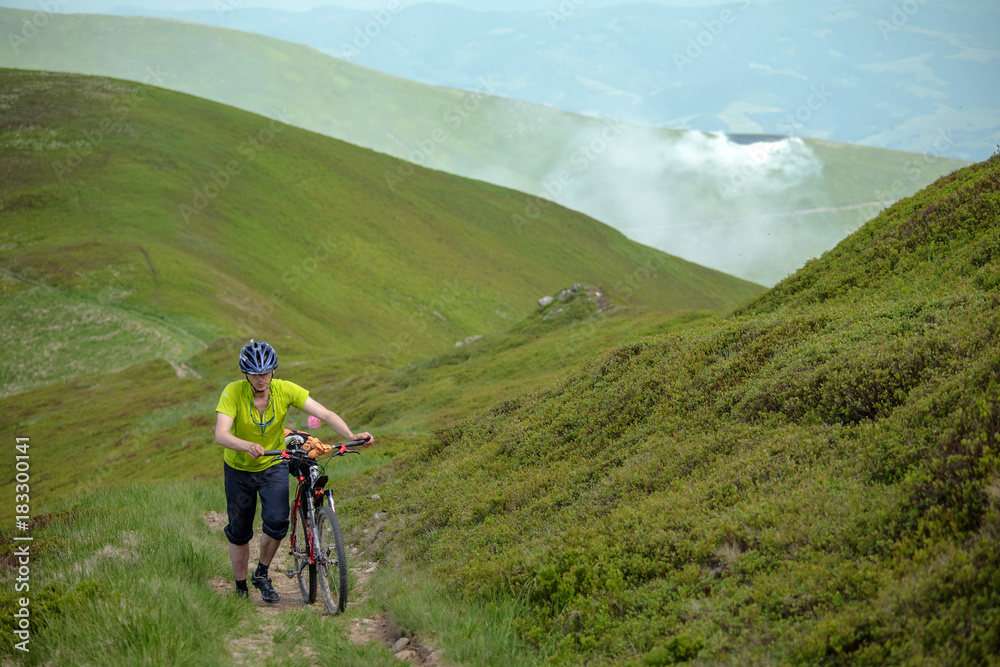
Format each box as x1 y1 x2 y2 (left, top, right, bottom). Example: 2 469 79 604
285 568 295 578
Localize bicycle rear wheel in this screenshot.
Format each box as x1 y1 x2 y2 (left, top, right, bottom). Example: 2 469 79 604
291 499 317 603
315 505 348 614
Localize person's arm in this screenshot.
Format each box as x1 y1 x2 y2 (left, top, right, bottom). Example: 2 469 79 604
215 412 266 458
301 397 373 445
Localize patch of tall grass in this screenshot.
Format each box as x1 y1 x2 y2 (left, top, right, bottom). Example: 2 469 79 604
365 558 542 666
0 480 415 665
0 482 244 663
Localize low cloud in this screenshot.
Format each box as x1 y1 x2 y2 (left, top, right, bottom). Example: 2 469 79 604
534 128 830 285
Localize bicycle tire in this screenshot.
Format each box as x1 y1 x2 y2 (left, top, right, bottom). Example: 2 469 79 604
314 505 348 614
291 497 317 603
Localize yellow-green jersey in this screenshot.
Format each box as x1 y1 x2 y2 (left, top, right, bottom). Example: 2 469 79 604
216 379 309 472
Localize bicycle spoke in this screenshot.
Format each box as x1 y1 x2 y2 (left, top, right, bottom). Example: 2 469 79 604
291 496 317 603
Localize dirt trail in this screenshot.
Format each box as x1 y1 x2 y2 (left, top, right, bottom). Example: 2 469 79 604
346 546 446 665
205 511 321 663
204 511 445 664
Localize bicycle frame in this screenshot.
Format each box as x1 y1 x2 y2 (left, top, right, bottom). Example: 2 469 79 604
290 462 332 570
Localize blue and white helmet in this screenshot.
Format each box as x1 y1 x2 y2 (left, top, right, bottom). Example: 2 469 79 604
239 340 279 374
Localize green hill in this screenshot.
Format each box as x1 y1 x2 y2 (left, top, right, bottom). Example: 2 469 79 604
0 67 761 398
0 64 993 665
2 152 992 665
332 154 1000 663
0 8 971 285
296 288 722 433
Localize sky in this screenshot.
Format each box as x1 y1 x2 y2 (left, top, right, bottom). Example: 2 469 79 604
1 0 758 11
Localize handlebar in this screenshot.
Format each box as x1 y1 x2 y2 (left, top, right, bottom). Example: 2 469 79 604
262 435 371 459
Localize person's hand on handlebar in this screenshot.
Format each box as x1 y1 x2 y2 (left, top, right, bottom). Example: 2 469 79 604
246 442 266 459
351 432 374 446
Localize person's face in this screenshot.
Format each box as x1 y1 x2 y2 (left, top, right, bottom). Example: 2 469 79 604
245 371 273 392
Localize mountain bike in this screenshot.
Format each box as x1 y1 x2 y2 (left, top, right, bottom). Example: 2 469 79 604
262 433 369 614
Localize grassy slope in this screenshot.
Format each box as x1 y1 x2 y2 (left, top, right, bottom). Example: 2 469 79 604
0 148 993 664
0 293 716 527
331 155 1000 664
0 8 971 285
310 296 720 434
0 67 761 397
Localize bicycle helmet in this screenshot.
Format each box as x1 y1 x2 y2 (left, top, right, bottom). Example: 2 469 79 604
238 340 279 374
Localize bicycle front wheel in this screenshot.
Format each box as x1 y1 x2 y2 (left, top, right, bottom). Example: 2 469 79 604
315 505 348 614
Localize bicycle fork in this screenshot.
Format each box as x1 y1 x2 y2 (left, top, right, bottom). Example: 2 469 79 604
307 499 324 567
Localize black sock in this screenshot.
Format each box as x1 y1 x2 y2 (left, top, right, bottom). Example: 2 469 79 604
254 562 269 578
235 580 248 593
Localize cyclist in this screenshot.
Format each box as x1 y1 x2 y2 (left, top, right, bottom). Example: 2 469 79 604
214 339 373 602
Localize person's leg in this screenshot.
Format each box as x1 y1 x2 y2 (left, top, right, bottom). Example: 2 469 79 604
258 534 281 567
258 462 290 557
252 462 289 602
229 542 250 576
223 464 257 591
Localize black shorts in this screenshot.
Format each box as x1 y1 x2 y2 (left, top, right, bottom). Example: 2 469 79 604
223 461 289 545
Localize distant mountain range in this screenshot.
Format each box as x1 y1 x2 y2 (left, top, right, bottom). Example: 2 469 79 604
0 7 972 285
86 0 1000 162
